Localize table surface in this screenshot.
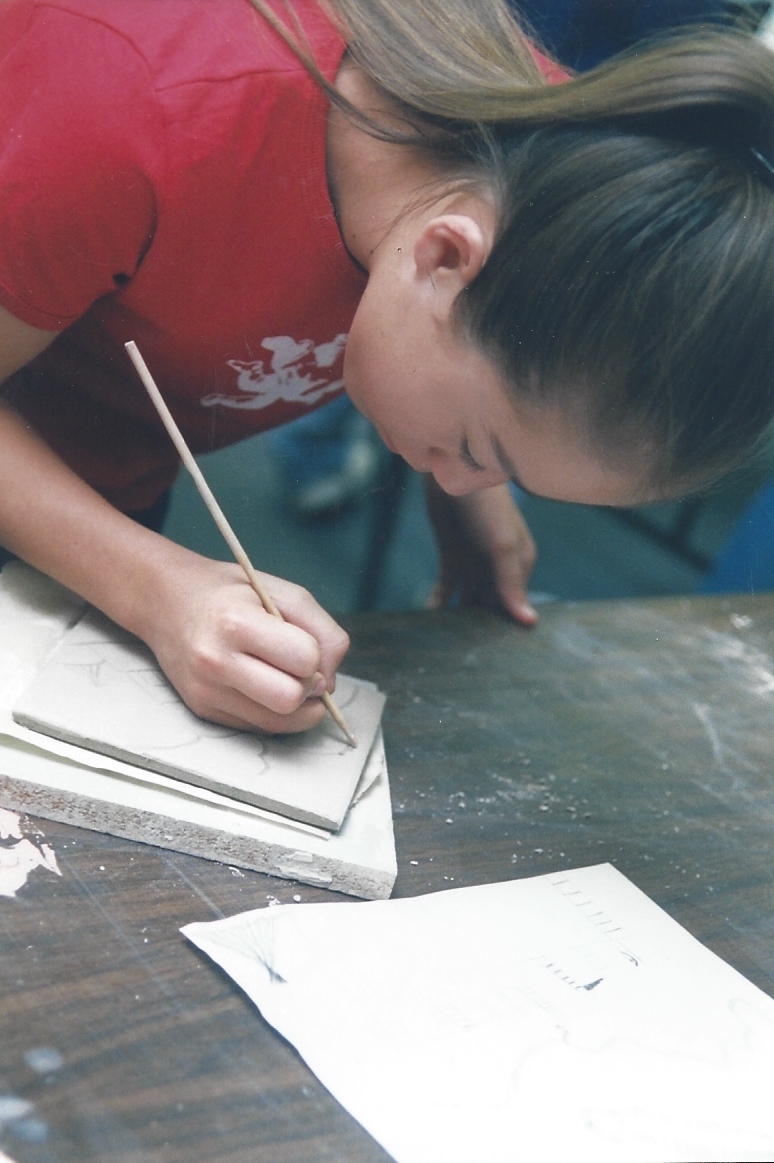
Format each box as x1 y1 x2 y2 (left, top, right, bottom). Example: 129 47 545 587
2 593 774 1163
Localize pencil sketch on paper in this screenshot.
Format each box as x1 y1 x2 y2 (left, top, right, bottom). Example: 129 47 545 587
205 910 288 985
184 864 774 1163
13 609 385 831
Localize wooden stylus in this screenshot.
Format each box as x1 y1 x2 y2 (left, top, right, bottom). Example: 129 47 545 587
124 340 357 748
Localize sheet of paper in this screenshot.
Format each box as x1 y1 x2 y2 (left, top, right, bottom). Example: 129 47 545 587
13 607 385 830
183 863 774 1163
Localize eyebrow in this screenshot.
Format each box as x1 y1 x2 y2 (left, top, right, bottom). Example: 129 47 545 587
492 436 536 497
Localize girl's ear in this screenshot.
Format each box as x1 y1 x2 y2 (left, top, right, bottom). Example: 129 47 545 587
413 212 491 310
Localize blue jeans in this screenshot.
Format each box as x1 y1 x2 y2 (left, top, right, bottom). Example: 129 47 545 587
702 478 774 595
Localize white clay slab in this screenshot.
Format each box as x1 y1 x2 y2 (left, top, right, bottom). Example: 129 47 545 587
0 565 396 898
13 608 385 831
0 728 397 899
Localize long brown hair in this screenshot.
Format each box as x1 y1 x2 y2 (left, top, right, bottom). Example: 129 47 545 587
250 0 774 494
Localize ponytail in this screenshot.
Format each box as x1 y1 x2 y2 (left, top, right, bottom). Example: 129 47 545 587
249 0 774 493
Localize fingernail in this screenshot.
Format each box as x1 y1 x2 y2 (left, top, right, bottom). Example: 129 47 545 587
515 602 538 622
310 673 327 698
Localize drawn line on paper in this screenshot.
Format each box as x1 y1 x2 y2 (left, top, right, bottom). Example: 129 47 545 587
549 874 640 967
205 914 287 984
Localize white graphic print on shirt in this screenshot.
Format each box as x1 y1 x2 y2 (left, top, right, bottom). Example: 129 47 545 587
203 334 347 410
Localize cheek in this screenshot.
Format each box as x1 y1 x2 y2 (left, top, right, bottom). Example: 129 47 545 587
341 338 356 392
427 451 476 496
341 326 370 414
342 304 391 406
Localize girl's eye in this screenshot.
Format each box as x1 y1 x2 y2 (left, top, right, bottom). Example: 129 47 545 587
460 437 485 472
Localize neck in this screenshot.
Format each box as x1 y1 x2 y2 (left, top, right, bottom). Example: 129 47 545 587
326 58 448 270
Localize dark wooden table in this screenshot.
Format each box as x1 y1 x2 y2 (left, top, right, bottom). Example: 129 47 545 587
2 594 774 1163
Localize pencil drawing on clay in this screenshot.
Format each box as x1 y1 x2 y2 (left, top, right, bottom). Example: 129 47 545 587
13 609 385 830
0 564 396 897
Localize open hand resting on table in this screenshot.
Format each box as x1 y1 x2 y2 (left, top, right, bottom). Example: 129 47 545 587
140 554 350 735
425 477 538 625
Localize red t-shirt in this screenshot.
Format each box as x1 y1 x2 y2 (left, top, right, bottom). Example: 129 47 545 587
0 0 366 509
0 0 564 511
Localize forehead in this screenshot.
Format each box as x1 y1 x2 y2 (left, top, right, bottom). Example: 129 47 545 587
493 399 655 507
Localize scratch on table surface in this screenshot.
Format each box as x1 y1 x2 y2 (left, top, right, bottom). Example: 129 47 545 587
690 701 765 803
161 854 225 918
56 852 196 1007
704 628 774 698
693 703 726 769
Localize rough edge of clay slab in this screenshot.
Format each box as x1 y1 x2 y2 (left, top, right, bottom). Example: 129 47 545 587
0 752 397 902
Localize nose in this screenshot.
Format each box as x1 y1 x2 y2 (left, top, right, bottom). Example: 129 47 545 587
427 450 506 496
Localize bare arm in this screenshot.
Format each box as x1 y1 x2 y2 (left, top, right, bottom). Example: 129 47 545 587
0 305 349 732
425 475 539 624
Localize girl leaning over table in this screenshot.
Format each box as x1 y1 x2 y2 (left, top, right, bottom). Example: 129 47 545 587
0 0 773 735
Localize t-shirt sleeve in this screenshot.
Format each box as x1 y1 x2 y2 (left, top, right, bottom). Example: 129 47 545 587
530 44 570 85
0 5 163 330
